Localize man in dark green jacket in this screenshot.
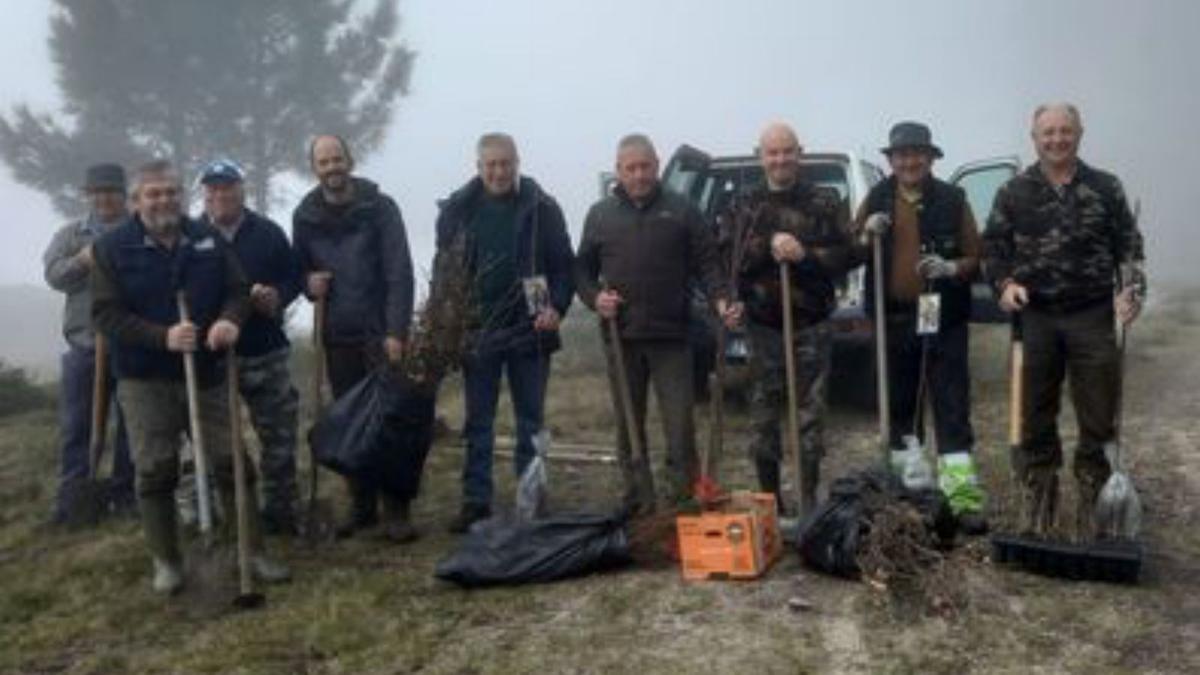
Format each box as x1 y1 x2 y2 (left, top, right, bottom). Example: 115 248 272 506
434 133 574 532
575 133 739 514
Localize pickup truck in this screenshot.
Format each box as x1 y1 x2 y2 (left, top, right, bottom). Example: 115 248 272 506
649 145 1020 404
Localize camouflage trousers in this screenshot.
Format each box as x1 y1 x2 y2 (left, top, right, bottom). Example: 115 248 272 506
235 348 299 519
746 321 832 464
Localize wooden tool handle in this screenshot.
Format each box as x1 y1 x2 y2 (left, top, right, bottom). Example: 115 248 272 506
88 334 110 480
176 291 213 535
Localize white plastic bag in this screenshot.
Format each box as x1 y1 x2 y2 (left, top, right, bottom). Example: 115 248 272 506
516 430 550 521
1095 441 1142 539
890 434 936 491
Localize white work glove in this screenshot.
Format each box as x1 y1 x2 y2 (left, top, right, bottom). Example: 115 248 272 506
863 212 891 236
917 254 958 280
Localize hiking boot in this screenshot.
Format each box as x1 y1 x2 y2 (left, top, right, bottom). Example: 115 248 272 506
448 503 491 534
152 557 184 595
382 497 419 544
755 458 788 517
250 555 292 584
1020 468 1059 536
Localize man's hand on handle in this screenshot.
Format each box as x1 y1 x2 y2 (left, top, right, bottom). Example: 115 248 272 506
1115 287 1142 326
307 271 332 299
206 319 240 351
999 281 1029 313
596 289 622 320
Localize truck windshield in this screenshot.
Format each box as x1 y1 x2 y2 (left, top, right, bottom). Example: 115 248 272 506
695 161 849 222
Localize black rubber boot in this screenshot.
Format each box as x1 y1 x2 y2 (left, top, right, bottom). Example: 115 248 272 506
755 458 787 517
382 496 418 543
800 456 821 517
335 479 378 539
1021 469 1059 536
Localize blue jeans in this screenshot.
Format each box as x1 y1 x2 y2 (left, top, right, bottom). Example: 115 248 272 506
461 349 549 507
55 344 134 518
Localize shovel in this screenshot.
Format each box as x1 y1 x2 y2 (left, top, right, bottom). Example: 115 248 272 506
870 224 891 468
227 353 265 609
1094 324 1142 539
65 334 112 527
300 296 335 542
607 313 646 499
177 292 216 545
779 262 807 516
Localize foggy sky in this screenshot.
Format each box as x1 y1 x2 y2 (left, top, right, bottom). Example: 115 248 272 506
2 0 1197 291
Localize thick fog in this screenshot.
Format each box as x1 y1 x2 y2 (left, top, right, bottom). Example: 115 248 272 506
2 0 1197 290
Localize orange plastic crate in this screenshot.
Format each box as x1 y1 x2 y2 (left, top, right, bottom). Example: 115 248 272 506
676 491 782 580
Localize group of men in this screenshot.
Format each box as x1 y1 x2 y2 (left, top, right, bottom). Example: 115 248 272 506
44 100 1144 592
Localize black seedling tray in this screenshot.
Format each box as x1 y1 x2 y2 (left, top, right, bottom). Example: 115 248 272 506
991 533 1143 584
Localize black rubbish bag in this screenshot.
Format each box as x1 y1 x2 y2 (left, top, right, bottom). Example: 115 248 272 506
310 368 436 501
797 467 955 578
435 512 633 588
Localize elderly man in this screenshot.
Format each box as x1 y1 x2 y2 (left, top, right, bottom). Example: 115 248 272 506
292 134 417 542
92 159 288 593
433 133 574 533
718 122 852 515
199 159 302 535
851 121 987 533
43 163 136 524
575 134 737 514
983 103 1146 536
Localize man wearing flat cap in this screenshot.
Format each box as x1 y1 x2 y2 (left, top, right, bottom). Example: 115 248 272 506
43 163 137 525
199 159 303 535
850 121 988 534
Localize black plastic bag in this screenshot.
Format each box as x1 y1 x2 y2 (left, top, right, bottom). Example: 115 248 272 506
310 369 436 501
797 467 955 578
435 512 632 587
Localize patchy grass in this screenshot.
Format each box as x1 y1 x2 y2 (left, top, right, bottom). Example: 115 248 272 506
2 300 1200 673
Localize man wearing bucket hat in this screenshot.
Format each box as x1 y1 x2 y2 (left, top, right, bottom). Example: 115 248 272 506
43 163 137 524
850 121 988 534
199 159 303 535
983 103 1145 536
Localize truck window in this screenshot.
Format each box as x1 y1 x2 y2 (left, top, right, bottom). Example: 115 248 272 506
954 165 1016 221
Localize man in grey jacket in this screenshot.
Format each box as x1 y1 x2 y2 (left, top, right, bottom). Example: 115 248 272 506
43 163 135 524
575 134 739 513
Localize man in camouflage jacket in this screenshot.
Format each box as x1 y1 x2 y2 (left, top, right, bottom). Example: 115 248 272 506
718 122 853 515
983 103 1146 536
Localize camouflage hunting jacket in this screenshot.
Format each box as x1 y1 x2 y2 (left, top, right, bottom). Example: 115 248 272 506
717 181 852 330
983 161 1146 313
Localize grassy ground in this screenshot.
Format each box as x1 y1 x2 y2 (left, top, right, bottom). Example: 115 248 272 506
2 296 1199 674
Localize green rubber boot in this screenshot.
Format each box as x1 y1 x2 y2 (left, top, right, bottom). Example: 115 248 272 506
140 494 183 594
938 452 989 535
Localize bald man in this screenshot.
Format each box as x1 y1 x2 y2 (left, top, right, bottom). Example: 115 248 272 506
983 103 1145 536
717 122 853 515
292 134 417 542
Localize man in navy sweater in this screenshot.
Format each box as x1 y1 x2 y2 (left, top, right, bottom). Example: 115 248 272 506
199 159 303 535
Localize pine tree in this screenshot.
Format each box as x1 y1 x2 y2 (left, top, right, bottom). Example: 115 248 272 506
0 0 414 215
